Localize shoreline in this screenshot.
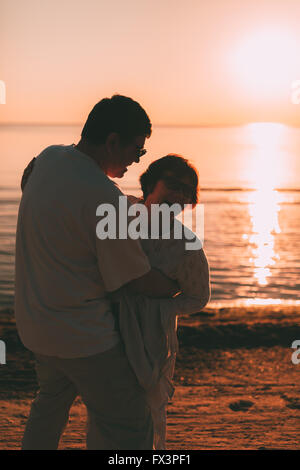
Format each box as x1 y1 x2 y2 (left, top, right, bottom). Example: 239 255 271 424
1 304 300 449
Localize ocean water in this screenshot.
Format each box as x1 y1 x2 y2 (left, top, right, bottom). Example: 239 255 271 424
0 123 300 308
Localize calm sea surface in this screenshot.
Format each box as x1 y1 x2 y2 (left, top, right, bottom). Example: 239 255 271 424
1 123 300 308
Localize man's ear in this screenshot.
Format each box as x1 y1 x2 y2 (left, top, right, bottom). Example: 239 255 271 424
148 183 156 196
105 132 120 155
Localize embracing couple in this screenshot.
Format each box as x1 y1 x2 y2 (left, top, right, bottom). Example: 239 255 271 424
14 95 210 450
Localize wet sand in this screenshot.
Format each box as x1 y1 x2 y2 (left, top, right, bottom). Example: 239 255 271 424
1 305 300 450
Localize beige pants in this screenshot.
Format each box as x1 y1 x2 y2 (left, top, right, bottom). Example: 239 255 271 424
22 342 153 450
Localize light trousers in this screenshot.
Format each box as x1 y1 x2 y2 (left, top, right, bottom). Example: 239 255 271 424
22 342 153 450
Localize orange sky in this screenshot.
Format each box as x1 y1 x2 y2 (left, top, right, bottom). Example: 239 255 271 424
1 0 300 126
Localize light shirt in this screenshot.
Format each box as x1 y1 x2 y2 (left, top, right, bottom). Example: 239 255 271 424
14 144 151 358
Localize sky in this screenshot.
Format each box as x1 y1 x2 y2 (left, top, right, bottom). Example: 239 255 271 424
1 0 300 125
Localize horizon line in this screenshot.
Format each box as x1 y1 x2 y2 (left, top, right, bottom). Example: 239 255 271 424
1 121 300 129
104 185 300 192
1 185 299 192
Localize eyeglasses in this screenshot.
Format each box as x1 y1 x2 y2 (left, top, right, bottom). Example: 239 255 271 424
161 175 195 201
136 147 147 158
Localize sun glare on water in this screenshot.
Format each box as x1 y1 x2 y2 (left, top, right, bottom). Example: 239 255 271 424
243 123 286 287
246 188 281 286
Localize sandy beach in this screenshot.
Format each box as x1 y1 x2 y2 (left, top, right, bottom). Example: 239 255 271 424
1 304 300 450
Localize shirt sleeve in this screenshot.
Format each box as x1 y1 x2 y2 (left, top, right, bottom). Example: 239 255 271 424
175 248 210 299
168 248 211 314
96 235 151 293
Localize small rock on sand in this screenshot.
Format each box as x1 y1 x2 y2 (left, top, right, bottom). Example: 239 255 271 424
229 400 254 412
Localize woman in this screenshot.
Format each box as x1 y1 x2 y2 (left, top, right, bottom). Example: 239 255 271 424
112 154 210 450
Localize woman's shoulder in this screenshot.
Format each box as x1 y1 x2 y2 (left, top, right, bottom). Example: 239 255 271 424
127 194 143 205
172 219 203 251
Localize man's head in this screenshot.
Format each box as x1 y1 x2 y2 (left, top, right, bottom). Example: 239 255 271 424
79 94 151 178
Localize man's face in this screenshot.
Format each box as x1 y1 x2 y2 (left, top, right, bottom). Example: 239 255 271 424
107 135 146 178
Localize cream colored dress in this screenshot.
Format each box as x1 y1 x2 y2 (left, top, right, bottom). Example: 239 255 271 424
111 197 210 450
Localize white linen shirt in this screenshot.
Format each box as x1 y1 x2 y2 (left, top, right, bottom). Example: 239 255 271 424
14 145 151 358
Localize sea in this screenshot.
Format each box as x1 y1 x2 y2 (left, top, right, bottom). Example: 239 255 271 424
1 123 300 309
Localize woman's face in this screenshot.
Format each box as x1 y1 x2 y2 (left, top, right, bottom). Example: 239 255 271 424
144 172 195 209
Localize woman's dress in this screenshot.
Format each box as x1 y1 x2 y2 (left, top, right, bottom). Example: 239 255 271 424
111 198 210 449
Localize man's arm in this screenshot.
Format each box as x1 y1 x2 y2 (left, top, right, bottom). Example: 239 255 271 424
127 248 210 314
93 188 179 298
125 268 180 298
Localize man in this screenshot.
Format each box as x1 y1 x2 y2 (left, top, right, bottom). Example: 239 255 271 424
15 95 179 450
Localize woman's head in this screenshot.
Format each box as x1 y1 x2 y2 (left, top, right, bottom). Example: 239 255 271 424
140 154 199 208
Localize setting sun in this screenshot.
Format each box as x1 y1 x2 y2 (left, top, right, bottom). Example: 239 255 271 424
233 29 298 99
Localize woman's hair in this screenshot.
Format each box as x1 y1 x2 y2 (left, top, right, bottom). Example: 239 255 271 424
81 94 152 145
139 154 199 207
